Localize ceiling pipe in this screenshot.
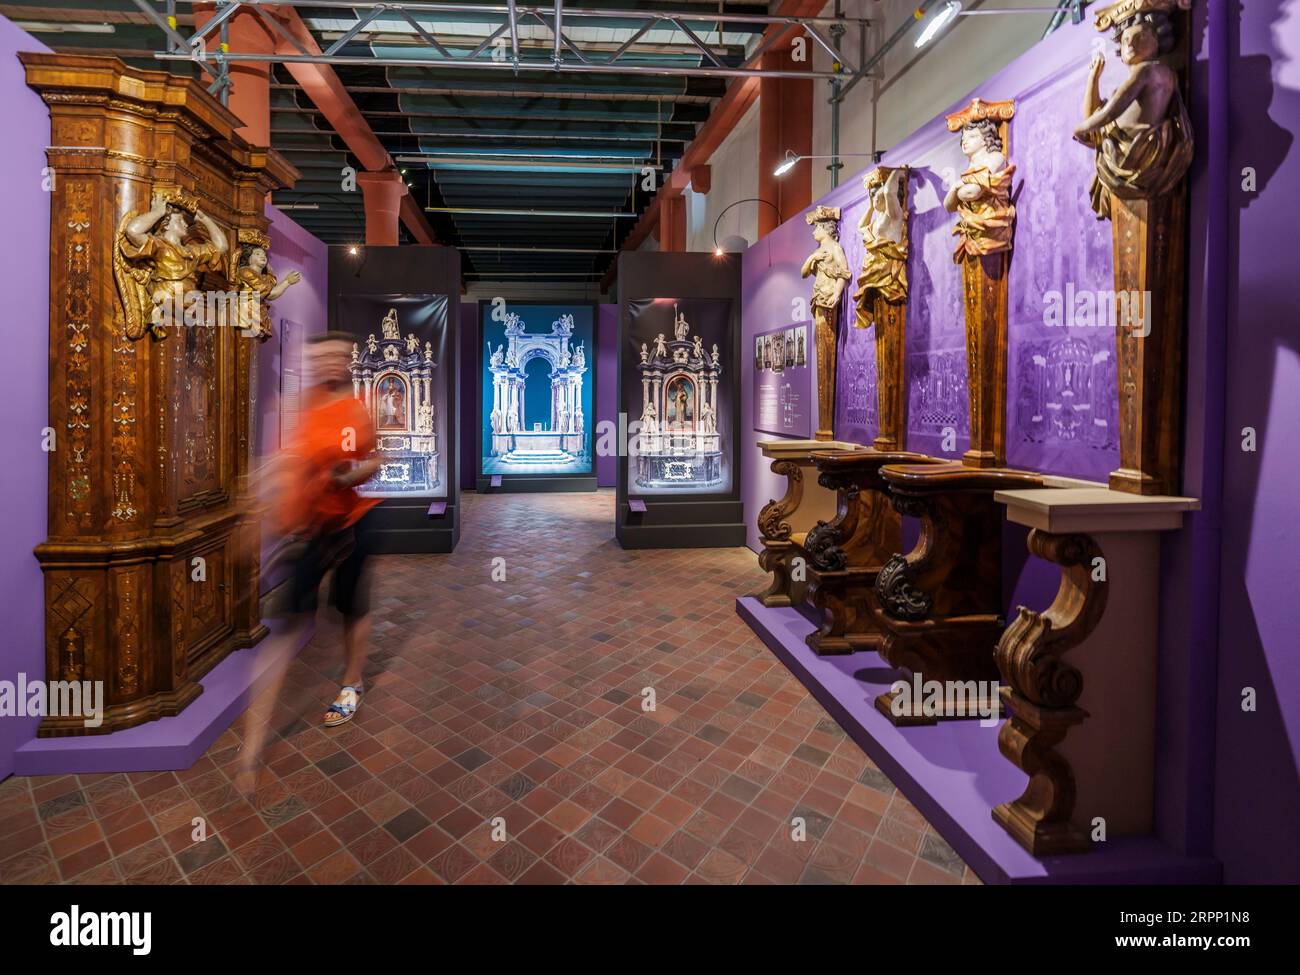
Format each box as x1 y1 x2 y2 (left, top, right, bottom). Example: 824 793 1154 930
426 206 638 217
155 49 850 81
240 1 869 29
553 0 563 66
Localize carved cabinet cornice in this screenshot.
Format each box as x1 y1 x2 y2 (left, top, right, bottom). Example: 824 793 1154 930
24 53 299 735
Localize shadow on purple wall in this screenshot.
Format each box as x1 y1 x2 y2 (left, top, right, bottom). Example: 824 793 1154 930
1209 0 1300 883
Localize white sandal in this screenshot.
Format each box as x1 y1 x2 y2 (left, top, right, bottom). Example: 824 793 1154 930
324 684 363 728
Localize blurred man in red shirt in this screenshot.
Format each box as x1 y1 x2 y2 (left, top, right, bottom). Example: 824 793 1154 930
238 332 379 792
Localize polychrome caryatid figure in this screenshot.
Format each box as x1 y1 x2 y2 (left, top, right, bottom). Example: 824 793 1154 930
1073 0 1194 219
944 98 1017 261
233 233 301 342
115 189 229 340
854 166 910 323
800 205 852 442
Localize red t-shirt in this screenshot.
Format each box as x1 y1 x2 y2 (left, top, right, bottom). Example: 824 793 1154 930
279 391 379 535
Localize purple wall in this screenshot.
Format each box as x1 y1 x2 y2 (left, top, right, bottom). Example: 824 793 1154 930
258 203 329 456
1210 0 1300 883
742 16 1122 555
0 17 50 781
743 17 1122 483
257 204 328 593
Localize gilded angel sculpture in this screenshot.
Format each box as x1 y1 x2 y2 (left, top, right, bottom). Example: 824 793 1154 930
944 100 1017 261
115 191 229 340
800 205 851 441
1073 0 1194 219
234 241 301 342
853 166 910 325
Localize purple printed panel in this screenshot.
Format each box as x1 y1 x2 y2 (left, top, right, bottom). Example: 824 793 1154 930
752 323 813 438
1005 62 1121 481
902 142 973 460
832 206 877 445
834 322 878 445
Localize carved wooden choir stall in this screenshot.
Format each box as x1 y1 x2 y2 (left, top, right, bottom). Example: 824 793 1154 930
25 53 298 735
991 0 1197 854
752 0 1198 859
865 96 1047 725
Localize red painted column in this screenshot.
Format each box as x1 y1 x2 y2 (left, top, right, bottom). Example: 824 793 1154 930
193 5 274 145
357 171 408 246
660 193 687 252
758 48 813 237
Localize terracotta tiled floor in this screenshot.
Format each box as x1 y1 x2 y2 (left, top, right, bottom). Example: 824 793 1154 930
0 490 976 885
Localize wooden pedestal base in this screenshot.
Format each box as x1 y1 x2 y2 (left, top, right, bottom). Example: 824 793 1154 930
874 685 1001 727
754 440 862 608
991 487 1198 856
869 462 1045 726
796 449 937 656
993 685 1092 855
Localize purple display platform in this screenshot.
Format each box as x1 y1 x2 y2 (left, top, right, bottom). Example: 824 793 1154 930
737 596 1221 885
11 620 313 776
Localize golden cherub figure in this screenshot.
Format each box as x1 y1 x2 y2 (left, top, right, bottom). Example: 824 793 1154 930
114 190 229 340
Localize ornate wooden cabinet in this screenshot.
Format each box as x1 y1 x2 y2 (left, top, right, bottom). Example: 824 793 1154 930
24 54 298 735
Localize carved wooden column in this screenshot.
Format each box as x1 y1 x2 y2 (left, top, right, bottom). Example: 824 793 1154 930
991 487 1198 855
754 439 861 607
1079 1 1195 495
1109 195 1187 495
961 250 1010 468
871 296 908 453
795 450 939 654
802 207 852 442
852 165 911 453
869 463 1045 724
944 97 1016 470
24 53 296 735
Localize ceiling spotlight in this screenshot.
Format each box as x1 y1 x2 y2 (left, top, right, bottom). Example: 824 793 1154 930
915 1 962 49
773 150 800 178
348 245 359 256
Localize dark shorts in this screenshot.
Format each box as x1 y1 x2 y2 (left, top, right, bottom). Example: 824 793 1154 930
288 519 372 620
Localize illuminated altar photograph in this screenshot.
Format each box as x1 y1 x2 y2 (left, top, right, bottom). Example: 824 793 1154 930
479 303 595 478
624 297 733 495
337 293 450 497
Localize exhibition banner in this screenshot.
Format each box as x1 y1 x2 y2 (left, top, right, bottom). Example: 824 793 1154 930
336 293 450 497
752 322 812 439
624 297 733 496
479 302 595 478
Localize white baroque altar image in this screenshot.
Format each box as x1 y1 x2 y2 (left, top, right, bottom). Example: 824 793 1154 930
634 304 724 489
349 306 440 495
484 310 591 475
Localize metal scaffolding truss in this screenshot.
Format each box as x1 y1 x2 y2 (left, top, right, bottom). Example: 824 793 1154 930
129 0 873 85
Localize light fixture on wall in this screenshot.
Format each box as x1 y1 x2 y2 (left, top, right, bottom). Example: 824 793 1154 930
773 150 881 179
915 1 963 49
773 150 801 178
712 199 780 253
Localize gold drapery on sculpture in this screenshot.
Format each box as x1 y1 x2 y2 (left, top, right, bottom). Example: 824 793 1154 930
1077 102 1193 219
950 165 1017 261
115 196 225 341
853 237 908 319
853 166 910 320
